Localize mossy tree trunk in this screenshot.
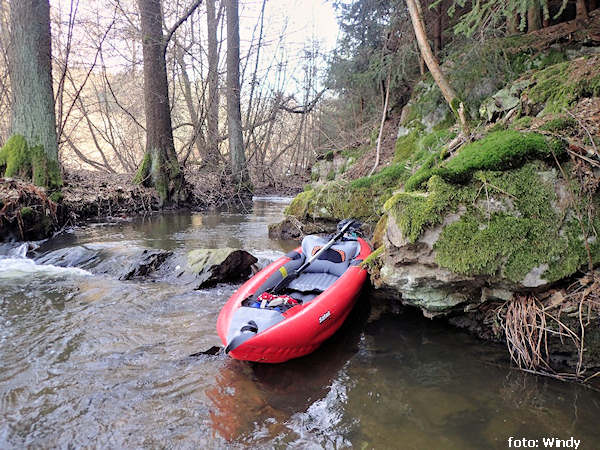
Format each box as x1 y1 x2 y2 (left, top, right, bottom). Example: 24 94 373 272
226 0 251 188
405 0 469 135
135 0 186 206
7 0 61 189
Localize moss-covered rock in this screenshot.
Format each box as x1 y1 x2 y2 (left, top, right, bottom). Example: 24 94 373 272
310 150 362 185
405 130 565 191
285 176 397 224
523 56 600 116
378 158 599 317
283 126 460 235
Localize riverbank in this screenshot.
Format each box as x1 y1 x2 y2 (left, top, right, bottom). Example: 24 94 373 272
271 18 600 381
0 166 305 242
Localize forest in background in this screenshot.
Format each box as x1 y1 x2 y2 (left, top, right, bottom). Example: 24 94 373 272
0 0 597 209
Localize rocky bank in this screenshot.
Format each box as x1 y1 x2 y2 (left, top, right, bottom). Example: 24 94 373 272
272 24 600 378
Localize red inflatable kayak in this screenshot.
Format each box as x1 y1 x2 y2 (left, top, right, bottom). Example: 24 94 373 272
217 234 371 363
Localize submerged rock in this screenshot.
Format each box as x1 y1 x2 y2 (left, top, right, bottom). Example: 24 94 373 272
119 249 173 280
187 248 258 288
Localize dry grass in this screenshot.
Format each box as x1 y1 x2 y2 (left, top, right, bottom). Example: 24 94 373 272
494 272 600 382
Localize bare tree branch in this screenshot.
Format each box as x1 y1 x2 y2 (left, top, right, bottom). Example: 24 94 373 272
162 0 204 55
278 88 327 114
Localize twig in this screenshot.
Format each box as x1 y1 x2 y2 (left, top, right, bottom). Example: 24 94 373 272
565 109 599 158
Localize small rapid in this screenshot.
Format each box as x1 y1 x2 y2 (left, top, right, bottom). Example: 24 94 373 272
1 197 599 448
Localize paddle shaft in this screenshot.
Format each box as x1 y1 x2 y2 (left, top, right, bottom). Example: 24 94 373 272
271 220 354 294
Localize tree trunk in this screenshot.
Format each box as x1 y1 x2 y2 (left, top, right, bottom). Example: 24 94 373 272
226 0 250 187
576 0 589 20
175 42 205 160
527 4 541 32
507 12 519 34
6 0 61 189
432 4 442 55
134 0 185 206
206 0 220 166
406 0 468 134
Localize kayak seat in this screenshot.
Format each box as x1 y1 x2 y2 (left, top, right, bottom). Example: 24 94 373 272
251 236 361 303
286 235 361 295
287 272 339 293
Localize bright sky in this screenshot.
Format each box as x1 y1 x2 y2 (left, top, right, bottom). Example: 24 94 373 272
255 0 339 53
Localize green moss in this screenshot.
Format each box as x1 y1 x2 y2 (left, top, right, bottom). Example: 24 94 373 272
361 245 384 271
285 160 406 223
324 150 335 161
539 117 577 133
20 206 34 219
435 213 562 282
394 128 455 167
405 130 565 191
372 214 388 248
536 49 567 69
0 134 62 189
0 135 30 178
350 162 406 191
386 176 473 243
525 57 600 115
133 153 151 185
513 116 533 129
431 162 598 283
49 191 63 203
394 131 419 163
326 169 336 181
404 149 447 192
285 190 315 218
489 122 508 132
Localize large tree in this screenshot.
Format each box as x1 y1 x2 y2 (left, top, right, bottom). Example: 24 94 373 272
135 0 200 205
225 0 250 186
2 0 61 189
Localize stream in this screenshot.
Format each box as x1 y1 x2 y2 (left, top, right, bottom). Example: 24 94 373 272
1 197 599 449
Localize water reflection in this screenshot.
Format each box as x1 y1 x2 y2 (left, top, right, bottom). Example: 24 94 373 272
206 298 369 444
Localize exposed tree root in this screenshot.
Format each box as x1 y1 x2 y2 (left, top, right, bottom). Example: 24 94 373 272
493 271 600 383
0 178 61 241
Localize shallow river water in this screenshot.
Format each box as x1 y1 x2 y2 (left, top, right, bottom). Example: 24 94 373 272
1 197 599 449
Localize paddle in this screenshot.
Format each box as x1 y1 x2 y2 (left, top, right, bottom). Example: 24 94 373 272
269 219 356 295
